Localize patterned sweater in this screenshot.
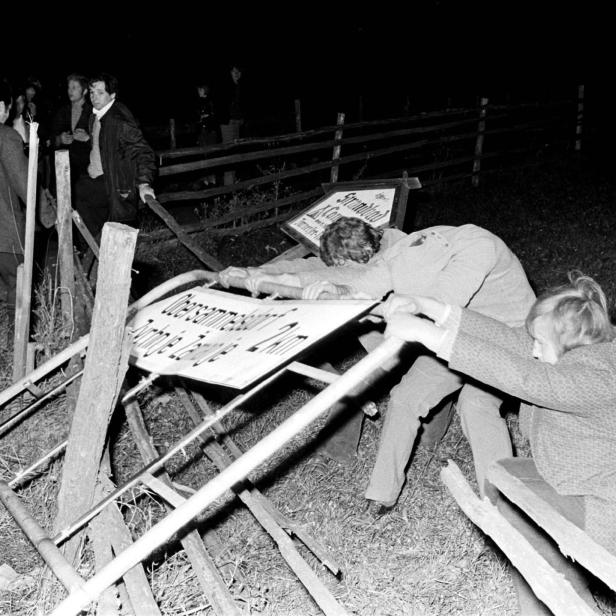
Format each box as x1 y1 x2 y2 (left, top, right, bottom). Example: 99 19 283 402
438 307 616 553
263 225 536 326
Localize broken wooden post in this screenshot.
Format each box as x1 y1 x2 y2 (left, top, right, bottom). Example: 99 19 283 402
54 150 74 328
440 461 598 616
53 222 137 565
13 122 40 380
472 97 488 188
330 112 345 183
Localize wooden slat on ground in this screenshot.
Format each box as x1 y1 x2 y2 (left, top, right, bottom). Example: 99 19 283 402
440 460 598 616
123 399 242 616
176 386 348 614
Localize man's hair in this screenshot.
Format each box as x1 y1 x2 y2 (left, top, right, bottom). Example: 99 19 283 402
526 271 616 356
319 217 383 266
67 73 88 91
0 79 12 108
89 73 119 95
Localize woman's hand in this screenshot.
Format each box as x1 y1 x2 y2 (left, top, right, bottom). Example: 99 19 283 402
381 294 449 324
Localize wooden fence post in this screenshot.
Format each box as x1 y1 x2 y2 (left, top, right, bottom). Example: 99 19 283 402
13 122 39 381
55 150 74 329
330 112 345 183
53 222 137 565
169 118 176 149
575 84 584 152
294 99 302 132
472 97 488 187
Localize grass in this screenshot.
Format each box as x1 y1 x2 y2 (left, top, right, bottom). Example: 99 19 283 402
1 152 616 615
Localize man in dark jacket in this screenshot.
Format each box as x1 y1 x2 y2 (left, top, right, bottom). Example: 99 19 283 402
74 73 156 242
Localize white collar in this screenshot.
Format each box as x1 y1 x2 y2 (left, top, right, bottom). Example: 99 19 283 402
93 99 115 119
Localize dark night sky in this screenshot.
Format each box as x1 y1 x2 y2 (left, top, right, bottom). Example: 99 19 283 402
4 3 610 125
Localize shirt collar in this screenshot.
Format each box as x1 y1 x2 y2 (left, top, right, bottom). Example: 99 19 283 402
93 99 115 119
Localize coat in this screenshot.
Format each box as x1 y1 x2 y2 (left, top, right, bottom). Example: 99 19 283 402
0 124 27 254
91 101 156 223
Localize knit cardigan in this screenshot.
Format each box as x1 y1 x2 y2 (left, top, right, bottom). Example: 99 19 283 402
439 307 616 553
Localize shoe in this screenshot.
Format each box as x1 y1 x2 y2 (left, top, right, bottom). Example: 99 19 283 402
365 500 394 519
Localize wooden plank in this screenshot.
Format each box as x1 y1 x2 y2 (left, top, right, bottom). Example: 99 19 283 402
440 461 598 616
488 459 616 591
55 150 75 327
140 188 322 243
13 123 40 381
53 223 137 564
143 196 223 271
123 399 241 616
97 475 161 616
157 132 477 204
155 105 482 161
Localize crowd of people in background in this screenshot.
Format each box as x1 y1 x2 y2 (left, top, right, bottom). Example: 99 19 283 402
0 62 250 317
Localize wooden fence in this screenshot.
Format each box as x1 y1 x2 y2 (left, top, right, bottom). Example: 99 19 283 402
141 87 583 243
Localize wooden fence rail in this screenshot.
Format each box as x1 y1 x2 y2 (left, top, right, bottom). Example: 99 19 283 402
140 90 581 244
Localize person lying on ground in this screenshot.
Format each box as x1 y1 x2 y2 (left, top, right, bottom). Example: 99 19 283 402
219 217 536 516
383 272 616 612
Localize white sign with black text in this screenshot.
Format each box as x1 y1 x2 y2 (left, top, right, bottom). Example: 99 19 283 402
129 288 375 389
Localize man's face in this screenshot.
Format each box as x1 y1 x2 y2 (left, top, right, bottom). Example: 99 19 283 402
0 101 11 124
67 80 85 103
231 67 242 83
89 81 115 110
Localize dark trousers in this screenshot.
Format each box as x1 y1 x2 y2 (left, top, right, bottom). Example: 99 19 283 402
74 174 109 250
0 251 24 316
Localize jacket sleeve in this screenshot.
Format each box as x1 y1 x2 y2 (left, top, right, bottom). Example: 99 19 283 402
119 119 156 186
447 313 616 414
260 256 331 275
2 129 28 203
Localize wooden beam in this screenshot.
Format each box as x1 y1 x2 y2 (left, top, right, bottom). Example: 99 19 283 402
12 122 40 380
54 150 75 328
488 459 616 591
143 196 223 271
440 461 598 616
53 223 137 564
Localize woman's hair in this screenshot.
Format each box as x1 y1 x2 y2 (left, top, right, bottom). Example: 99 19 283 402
319 216 383 266
526 271 616 356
